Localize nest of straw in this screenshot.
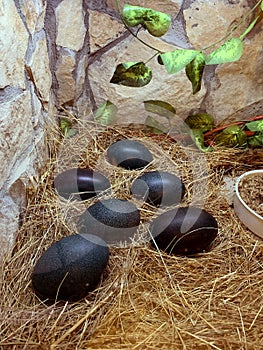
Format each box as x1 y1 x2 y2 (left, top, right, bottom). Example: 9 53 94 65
1 121 263 350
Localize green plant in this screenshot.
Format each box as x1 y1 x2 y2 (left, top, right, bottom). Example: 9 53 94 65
90 1 263 152
110 1 263 94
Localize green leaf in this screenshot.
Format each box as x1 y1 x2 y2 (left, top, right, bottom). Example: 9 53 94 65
189 129 213 152
60 118 78 138
145 116 169 134
94 100 118 125
185 52 206 94
246 120 263 132
214 125 247 147
122 4 171 37
122 4 145 27
206 38 244 65
261 0 263 11
144 100 176 119
110 62 152 87
160 50 199 74
184 113 214 132
248 133 263 147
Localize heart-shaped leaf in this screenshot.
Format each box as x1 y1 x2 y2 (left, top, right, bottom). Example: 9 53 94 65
94 100 118 125
246 120 263 132
160 50 199 74
184 113 214 132
248 133 263 147
185 52 206 94
110 62 152 87
214 125 247 147
206 38 244 65
123 4 171 37
144 100 176 119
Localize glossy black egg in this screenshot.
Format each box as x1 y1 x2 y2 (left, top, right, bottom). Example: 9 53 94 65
78 198 140 244
31 233 109 301
106 139 153 170
150 206 218 255
131 171 185 207
54 168 111 200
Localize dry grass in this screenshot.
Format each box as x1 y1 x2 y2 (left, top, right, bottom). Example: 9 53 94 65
1 121 263 350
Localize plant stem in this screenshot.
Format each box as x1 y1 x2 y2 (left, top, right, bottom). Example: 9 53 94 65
203 115 263 138
202 0 262 51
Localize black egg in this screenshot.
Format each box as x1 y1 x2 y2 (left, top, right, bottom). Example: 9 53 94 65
150 206 218 255
131 171 185 207
106 139 153 170
78 198 140 244
31 233 109 301
54 168 111 200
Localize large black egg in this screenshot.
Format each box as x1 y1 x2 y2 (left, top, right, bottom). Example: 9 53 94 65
150 206 218 255
131 171 185 207
106 139 153 170
31 233 109 301
54 168 111 200
78 198 140 244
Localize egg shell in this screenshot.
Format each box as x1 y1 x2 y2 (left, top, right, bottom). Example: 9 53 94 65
54 168 111 200
31 233 109 301
78 198 140 244
106 139 153 170
150 206 218 255
131 171 185 207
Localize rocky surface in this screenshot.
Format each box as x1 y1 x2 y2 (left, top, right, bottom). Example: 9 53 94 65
0 0 262 259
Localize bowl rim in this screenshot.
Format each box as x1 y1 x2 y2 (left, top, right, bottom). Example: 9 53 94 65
235 169 263 221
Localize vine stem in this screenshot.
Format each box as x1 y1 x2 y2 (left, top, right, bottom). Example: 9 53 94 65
202 0 263 51
203 115 263 138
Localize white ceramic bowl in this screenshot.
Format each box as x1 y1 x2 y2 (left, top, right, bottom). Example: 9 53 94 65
234 169 263 239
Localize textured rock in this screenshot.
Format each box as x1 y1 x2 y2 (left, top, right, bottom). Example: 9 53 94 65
205 27 263 121
0 0 29 89
184 1 247 50
106 0 181 15
0 195 21 258
27 34 52 102
20 0 47 34
88 10 125 52
0 91 34 188
55 52 76 105
56 0 86 51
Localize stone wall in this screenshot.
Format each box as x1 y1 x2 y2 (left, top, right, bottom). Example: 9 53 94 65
0 0 262 259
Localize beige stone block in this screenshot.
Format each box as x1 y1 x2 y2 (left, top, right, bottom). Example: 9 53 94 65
0 91 34 188
205 26 263 122
106 0 181 15
0 194 21 260
0 0 29 89
56 0 86 51
184 1 248 50
75 55 88 100
88 10 125 52
20 0 47 33
27 36 52 102
55 54 76 105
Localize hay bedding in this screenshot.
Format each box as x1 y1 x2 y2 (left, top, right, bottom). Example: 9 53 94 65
1 121 263 350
